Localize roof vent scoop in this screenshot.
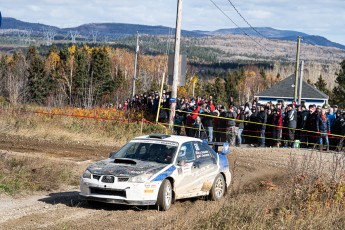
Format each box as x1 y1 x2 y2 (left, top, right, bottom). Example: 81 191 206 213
148 134 171 139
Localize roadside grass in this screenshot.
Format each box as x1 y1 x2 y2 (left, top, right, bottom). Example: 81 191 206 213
0 107 165 196
194 151 345 229
0 107 166 146
0 153 79 196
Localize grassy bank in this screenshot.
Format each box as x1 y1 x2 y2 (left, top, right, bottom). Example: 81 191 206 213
0 153 79 196
195 152 345 229
0 106 166 146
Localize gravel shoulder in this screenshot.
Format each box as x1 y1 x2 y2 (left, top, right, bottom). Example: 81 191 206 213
0 134 338 230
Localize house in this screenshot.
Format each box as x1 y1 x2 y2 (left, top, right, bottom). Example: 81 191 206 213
254 75 329 107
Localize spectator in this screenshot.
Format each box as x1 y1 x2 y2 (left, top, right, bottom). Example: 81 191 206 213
273 108 283 147
306 105 319 148
201 106 214 142
316 107 331 151
225 105 237 146
257 105 267 147
236 107 245 147
283 104 297 147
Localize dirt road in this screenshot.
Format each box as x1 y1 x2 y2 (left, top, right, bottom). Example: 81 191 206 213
0 134 312 230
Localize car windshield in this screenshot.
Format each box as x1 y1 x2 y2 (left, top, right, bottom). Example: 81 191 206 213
111 141 178 164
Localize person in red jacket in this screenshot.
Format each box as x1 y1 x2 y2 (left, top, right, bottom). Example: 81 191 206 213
186 104 201 137
273 108 283 147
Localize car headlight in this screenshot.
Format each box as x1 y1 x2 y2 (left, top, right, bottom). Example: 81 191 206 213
82 170 92 179
129 174 152 183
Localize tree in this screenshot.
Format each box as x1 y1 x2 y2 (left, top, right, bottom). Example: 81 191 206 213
27 47 47 104
90 47 111 106
314 75 329 95
5 51 28 105
331 60 345 107
74 46 91 107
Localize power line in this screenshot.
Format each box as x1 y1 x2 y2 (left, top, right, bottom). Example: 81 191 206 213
209 0 270 52
226 0 267 39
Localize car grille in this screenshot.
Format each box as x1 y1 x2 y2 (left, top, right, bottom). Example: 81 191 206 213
101 175 115 183
117 177 129 182
90 188 126 198
91 175 129 183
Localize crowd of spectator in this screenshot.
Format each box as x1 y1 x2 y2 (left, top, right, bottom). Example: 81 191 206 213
118 91 345 151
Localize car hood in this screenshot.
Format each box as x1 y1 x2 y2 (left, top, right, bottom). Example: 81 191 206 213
87 158 169 177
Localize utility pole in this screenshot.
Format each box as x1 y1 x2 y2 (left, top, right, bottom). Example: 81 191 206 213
169 0 183 127
294 36 301 101
131 32 140 99
298 60 304 105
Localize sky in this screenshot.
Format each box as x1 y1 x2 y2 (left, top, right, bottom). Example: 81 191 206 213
1 0 345 45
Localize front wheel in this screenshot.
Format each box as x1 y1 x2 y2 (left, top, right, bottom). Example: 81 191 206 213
209 174 226 201
157 179 172 211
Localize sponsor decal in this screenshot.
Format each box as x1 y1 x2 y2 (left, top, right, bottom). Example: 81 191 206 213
144 189 154 193
201 150 210 157
152 165 176 181
178 168 183 174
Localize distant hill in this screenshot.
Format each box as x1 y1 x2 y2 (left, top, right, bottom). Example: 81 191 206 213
1 17 60 31
1 17 344 50
208 27 345 50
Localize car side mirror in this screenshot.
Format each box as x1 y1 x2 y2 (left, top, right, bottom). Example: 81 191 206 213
220 142 230 155
109 151 117 158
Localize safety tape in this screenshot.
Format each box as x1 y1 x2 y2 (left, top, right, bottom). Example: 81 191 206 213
159 107 344 139
0 108 164 129
157 121 345 149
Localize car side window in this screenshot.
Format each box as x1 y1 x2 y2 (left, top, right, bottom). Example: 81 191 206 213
177 142 195 162
194 142 217 163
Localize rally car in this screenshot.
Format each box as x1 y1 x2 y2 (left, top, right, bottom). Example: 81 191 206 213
80 134 231 211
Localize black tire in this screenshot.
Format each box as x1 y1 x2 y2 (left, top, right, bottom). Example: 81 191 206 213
209 174 226 201
157 179 173 211
86 199 101 207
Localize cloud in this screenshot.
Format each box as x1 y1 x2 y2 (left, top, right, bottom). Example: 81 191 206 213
1 0 344 45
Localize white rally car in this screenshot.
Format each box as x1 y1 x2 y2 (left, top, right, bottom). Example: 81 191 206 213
80 134 231 211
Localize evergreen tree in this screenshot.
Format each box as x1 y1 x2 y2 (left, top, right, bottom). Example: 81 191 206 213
26 47 50 104
90 47 111 105
314 75 329 95
225 70 241 106
74 46 90 107
331 60 345 107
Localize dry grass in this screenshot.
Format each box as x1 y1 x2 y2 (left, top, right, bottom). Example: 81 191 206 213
0 108 165 146
194 151 345 229
0 153 79 196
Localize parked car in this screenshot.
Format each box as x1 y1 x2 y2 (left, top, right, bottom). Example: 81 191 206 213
80 134 231 211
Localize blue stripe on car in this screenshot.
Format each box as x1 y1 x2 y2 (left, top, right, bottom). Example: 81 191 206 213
152 165 176 181
219 155 229 171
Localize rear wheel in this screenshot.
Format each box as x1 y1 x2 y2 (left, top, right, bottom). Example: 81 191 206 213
157 179 172 211
209 174 226 201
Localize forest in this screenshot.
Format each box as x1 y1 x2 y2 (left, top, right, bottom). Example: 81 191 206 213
0 44 344 108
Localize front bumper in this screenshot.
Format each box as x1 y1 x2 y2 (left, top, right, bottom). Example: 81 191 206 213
80 178 161 206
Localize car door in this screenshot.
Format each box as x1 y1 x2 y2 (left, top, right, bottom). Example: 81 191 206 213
174 141 218 198
193 141 219 192
174 142 204 198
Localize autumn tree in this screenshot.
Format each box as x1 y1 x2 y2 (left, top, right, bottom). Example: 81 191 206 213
5 51 28 105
